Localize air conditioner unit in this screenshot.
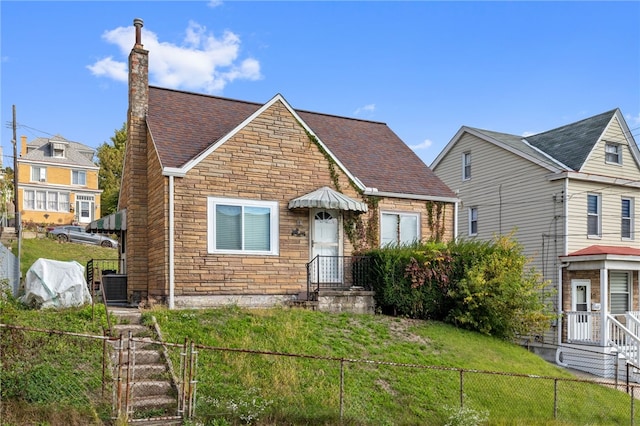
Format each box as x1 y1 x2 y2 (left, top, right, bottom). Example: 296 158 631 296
39 178 46 182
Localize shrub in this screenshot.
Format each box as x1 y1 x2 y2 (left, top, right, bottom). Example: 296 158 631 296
366 235 553 340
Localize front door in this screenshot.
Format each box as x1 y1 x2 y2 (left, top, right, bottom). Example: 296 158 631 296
310 209 342 285
571 279 591 341
75 195 94 224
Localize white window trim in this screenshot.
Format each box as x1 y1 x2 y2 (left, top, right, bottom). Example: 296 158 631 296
72 170 87 186
622 197 634 241
468 207 478 236
207 197 279 255
23 189 70 212
605 143 622 165
462 152 471 181
587 193 602 238
380 211 420 247
31 166 47 182
610 271 631 315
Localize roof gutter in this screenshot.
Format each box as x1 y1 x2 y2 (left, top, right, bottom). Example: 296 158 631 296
363 189 459 204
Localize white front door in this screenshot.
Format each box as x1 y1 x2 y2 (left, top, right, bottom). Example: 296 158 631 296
310 209 342 284
571 279 591 341
75 194 95 224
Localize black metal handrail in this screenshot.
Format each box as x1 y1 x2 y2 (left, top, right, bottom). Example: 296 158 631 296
306 255 371 300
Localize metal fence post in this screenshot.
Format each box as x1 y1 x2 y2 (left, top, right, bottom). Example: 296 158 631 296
459 369 464 407
340 358 345 421
553 378 558 419
632 385 635 426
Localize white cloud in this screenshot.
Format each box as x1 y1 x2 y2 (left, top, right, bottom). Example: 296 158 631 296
87 56 128 82
409 139 433 150
522 131 536 137
208 0 223 8
87 21 262 94
354 104 375 116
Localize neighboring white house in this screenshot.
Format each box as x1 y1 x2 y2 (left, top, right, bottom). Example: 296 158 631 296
431 109 640 379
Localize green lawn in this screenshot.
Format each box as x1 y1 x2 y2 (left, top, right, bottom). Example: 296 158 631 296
12 235 118 276
1 239 636 425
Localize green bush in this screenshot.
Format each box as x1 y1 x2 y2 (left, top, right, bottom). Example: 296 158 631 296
366 235 553 340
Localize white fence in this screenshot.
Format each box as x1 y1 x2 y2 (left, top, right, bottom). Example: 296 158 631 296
0 243 20 296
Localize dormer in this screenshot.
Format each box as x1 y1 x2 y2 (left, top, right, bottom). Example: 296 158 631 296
50 139 68 158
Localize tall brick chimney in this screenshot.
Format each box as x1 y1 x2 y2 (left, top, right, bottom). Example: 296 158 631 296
20 135 27 157
122 18 150 304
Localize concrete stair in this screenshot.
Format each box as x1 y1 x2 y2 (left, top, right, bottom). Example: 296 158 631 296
109 308 181 423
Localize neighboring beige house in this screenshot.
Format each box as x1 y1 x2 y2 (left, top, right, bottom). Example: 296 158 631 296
111 19 458 310
17 135 101 226
431 109 640 378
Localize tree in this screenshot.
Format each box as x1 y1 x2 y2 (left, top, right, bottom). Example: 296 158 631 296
96 123 126 216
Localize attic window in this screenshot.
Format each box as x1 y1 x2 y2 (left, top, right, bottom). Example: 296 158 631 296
605 143 621 165
51 142 66 158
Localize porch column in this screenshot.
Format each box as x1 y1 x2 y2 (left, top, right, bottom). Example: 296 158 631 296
600 267 608 346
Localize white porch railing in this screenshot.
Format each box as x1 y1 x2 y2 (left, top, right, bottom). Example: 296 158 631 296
608 314 640 367
566 311 601 344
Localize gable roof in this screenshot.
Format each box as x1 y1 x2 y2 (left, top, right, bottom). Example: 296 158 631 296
19 135 97 168
146 86 456 200
526 109 618 171
432 108 635 173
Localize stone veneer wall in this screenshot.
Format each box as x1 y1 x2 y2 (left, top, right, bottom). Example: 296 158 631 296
168 100 362 299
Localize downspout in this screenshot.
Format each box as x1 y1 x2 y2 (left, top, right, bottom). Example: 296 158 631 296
454 199 459 240
169 175 175 309
557 262 568 348
556 261 569 367
601 267 609 346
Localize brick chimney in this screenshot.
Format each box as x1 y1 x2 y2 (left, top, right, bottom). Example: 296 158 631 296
20 135 27 157
122 18 150 304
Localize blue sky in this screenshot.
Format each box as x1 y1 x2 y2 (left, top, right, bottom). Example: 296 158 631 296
2 1 639 170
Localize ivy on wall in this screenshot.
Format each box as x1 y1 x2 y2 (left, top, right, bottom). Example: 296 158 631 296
425 200 446 242
302 127 379 251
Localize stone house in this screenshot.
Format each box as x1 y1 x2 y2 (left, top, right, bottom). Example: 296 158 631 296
116 19 457 310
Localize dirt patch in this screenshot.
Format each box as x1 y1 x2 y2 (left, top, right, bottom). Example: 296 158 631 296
387 318 431 346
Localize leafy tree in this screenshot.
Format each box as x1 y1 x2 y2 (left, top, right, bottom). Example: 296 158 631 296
96 124 126 216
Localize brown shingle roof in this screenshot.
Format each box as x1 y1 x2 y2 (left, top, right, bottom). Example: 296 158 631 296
147 86 455 199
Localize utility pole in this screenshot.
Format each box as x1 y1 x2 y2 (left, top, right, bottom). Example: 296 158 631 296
12 105 21 281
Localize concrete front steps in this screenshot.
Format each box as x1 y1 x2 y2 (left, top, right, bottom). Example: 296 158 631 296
109 308 182 425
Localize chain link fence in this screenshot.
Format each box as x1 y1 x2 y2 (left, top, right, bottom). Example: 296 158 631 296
3 323 640 425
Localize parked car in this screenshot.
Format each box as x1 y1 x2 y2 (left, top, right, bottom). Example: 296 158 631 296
47 225 118 248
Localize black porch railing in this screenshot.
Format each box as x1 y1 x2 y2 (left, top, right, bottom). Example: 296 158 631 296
306 255 371 300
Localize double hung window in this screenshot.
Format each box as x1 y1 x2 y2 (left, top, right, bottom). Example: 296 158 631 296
462 152 471 180
605 143 622 164
587 194 601 237
622 198 634 240
469 207 478 236
72 170 87 185
31 166 47 182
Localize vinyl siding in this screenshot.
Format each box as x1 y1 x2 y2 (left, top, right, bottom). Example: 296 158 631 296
580 116 640 180
434 132 563 345
566 179 640 253
433 132 565 282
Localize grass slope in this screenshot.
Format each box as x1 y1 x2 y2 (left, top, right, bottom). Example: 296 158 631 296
1 239 635 425
151 306 635 425
13 236 118 276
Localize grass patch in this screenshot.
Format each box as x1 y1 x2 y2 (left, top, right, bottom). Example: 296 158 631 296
151 306 636 425
1 300 111 425
13 236 118 276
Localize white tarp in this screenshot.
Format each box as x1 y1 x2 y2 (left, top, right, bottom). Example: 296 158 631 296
20 259 92 308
